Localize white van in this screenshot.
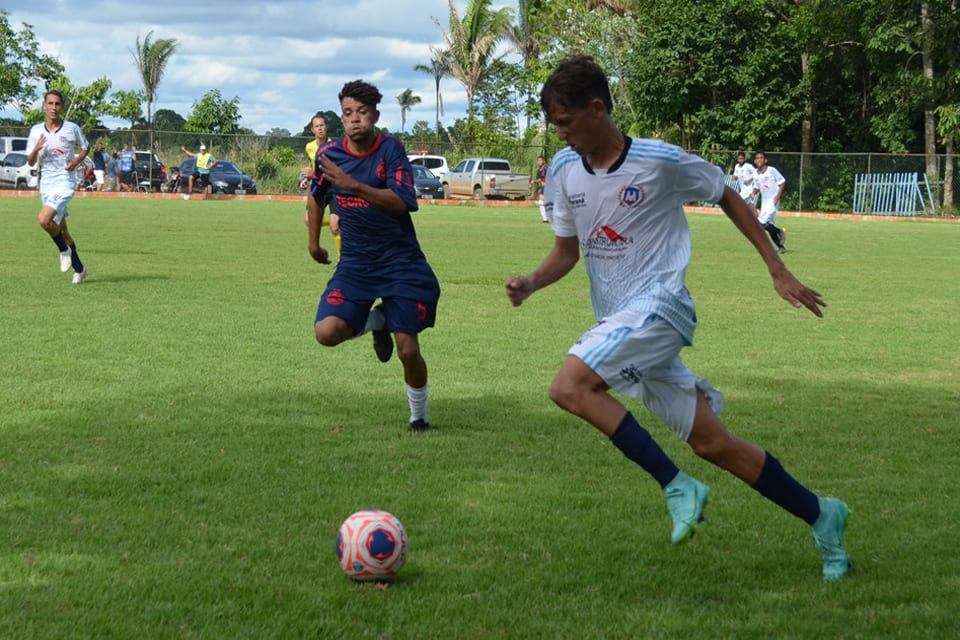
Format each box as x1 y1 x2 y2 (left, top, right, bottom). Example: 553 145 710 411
407 153 449 179
0 136 29 162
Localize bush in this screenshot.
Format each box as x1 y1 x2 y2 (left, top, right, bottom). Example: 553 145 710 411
254 155 279 181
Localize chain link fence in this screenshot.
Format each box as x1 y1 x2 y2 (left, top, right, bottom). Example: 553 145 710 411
3 122 958 215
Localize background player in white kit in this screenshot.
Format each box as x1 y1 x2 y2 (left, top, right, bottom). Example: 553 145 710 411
505 55 850 581
732 151 757 212
26 90 90 284
752 151 788 253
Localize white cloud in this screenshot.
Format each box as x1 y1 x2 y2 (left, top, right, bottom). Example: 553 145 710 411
1 0 520 134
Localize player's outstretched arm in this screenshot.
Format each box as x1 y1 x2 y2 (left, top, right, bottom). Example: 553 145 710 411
505 235 579 307
718 187 825 317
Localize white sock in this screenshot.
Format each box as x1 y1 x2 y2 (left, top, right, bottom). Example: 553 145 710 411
407 383 428 423
538 202 548 221
360 306 385 335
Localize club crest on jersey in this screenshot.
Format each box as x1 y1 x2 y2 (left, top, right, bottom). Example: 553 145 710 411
618 184 646 208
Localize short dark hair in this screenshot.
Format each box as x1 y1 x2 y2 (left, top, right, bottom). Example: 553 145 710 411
339 80 383 109
44 90 65 104
312 113 327 125
540 55 613 114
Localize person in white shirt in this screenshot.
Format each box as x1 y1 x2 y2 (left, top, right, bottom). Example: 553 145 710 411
752 151 788 253
504 55 850 581
26 90 90 284
732 151 757 211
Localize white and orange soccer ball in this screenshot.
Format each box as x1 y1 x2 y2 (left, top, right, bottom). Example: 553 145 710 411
336 510 408 581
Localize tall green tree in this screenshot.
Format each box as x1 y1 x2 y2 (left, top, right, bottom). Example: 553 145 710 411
413 56 449 138
22 75 113 132
864 0 960 181
110 89 145 130
185 89 242 146
0 10 64 114
432 0 514 123
132 31 178 132
397 88 422 133
133 30 178 183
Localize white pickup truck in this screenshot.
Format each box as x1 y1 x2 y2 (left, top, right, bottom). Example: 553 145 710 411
442 158 530 200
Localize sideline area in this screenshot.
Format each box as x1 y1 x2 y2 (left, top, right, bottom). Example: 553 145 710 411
2 189 958 222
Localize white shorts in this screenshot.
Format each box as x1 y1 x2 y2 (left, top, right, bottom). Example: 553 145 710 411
739 187 757 204
758 199 778 225
39 184 75 225
94 169 105 185
569 310 723 441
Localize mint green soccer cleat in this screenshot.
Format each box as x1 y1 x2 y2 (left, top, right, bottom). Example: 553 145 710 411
812 497 851 581
664 472 710 544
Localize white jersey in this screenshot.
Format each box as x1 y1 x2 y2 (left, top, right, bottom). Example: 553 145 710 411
27 120 88 190
546 137 725 344
754 165 785 203
732 161 757 196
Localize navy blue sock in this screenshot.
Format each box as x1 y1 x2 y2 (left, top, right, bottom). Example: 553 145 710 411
610 412 680 489
52 232 68 252
751 452 820 524
69 243 84 272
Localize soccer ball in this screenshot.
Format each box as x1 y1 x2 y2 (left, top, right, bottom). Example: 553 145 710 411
336 510 408 581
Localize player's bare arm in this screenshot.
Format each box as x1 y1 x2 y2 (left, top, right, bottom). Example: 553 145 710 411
306 195 330 264
506 235 580 307
317 154 408 215
718 187 825 317
66 147 89 173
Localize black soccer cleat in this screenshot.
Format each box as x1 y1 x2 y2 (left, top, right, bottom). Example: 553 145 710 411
409 419 431 433
371 304 393 363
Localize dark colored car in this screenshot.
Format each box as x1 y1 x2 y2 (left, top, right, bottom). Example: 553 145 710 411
135 151 166 191
411 164 443 200
176 157 257 195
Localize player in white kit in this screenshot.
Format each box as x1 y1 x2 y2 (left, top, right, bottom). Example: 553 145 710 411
732 151 757 211
752 151 788 253
26 90 90 284
505 56 850 580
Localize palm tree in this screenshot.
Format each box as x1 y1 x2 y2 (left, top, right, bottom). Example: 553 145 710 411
397 89 422 134
432 0 514 122
132 31 178 185
509 0 544 131
413 56 449 139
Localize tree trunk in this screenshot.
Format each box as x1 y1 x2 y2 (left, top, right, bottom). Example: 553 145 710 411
921 3 938 181
800 50 814 157
944 138 954 212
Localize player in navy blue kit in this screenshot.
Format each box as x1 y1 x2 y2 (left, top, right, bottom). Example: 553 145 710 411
307 80 440 432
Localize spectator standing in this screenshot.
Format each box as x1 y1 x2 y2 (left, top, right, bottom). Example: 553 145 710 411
118 143 135 191
181 143 218 199
91 142 108 191
106 151 119 191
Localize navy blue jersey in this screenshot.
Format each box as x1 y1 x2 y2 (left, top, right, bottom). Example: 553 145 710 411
311 134 423 273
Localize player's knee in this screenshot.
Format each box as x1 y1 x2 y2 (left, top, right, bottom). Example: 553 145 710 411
314 321 344 347
548 376 581 413
395 339 421 365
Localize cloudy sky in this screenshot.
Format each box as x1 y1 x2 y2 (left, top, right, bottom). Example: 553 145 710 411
1 0 519 135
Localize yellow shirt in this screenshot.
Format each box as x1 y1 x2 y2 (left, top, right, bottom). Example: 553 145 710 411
196 152 214 172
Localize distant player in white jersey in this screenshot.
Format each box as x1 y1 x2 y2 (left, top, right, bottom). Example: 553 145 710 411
504 55 850 581
732 151 757 211
26 90 90 284
752 151 788 253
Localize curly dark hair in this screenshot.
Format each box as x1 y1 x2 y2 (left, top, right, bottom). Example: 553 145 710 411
338 80 383 109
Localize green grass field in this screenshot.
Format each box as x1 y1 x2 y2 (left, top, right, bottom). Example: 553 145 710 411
1 197 958 639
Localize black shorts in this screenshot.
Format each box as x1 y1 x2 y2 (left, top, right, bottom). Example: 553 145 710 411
193 172 211 188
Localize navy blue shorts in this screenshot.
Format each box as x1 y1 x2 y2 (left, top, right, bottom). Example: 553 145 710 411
316 264 440 335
